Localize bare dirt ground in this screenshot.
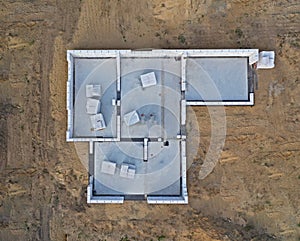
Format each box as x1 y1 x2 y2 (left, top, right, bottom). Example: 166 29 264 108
0 0 300 240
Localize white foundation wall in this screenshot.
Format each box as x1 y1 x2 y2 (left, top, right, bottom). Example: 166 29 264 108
67 49 265 204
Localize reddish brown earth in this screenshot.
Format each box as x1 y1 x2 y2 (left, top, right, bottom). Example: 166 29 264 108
0 0 299 240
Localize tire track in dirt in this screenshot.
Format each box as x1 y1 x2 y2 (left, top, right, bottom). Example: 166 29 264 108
29 2 83 240
34 21 56 240
37 32 53 162
39 206 51 241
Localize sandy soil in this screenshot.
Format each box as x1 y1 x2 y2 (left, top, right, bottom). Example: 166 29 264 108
0 0 300 240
